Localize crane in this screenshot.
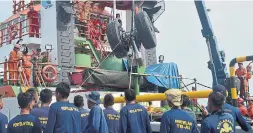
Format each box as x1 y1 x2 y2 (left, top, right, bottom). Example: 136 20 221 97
194 1 229 87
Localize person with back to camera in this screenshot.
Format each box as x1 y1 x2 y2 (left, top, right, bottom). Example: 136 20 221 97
7 92 42 133
84 91 109 133
73 95 89 133
30 89 52 132
103 93 120 133
160 89 198 133
201 91 235 133
203 84 252 132
27 88 40 108
120 89 152 133
45 82 81 133
0 94 8 133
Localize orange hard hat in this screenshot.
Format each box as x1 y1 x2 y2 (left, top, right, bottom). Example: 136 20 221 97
14 44 20 49
237 98 244 103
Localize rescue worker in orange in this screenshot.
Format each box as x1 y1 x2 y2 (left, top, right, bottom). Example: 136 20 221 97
21 47 32 85
247 97 253 120
237 98 248 117
8 44 22 84
27 6 39 38
235 62 247 98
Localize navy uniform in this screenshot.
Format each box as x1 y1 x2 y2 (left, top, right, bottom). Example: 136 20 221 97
160 89 199 133
201 109 234 133
0 112 8 133
7 114 41 133
84 91 109 133
45 101 81 133
160 108 198 133
30 106 50 132
120 103 152 133
208 84 252 132
79 108 89 133
104 107 120 133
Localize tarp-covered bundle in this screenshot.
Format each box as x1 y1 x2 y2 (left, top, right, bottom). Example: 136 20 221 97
82 63 180 91
145 63 180 89
82 68 137 89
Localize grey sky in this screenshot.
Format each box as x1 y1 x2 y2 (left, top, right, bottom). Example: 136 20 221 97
1 1 253 105
156 1 253 96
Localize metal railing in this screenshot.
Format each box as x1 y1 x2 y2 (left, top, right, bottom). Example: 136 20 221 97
0 60 29 87
73 1 112 59
0 15 40 45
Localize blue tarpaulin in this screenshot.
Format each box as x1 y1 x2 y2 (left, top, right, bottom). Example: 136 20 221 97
145 63 180 89
42 0 53 9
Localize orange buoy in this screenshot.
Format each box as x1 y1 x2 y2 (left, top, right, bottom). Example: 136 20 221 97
42 65 57 82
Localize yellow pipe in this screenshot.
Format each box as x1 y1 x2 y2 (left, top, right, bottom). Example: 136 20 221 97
236 56 247 63
110 89 213 103
231 88 237 99
229 67 235 77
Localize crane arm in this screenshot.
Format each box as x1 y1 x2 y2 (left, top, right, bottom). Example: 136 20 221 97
194 1 229 87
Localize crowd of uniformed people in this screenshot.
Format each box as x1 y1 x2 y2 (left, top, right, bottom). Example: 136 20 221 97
0 82 252 133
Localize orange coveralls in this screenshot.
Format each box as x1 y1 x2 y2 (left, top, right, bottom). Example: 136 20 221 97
235 68 248 97
247 105 253 119
22 55 32 85
8 51 21 84
238 105 248 116
27 10 39 38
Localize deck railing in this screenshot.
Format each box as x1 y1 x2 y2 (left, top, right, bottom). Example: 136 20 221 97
0 15 40 46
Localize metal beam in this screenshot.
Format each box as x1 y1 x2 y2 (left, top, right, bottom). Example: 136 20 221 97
194 1 228 87
229 56 253 106
109 89 213 103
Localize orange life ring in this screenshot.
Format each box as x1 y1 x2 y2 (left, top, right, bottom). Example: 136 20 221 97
42 65 57 82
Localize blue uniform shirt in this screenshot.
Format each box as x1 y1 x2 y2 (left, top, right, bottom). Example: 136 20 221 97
7 114 41 133
201 110 235 133
160 108 198 133
44 101 81 133
223 103 252 131
84 105 108 133
120 103 152 133
0 112 8 133
79 108 89 133
30 106 50 131
103 107 120 133
207 103 252 132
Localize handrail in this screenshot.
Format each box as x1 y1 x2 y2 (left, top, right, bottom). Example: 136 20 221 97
229 55 253 106
73 2 111 60
0 60 29 86
0 16 40 45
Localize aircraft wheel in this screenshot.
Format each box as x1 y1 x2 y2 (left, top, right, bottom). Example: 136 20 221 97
135 11 157 49
106 21 128 58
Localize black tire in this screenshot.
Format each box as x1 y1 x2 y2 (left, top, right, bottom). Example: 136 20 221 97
106 21 128 58
135 11 157 49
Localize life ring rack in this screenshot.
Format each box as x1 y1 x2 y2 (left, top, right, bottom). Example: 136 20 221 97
42 65 57 82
